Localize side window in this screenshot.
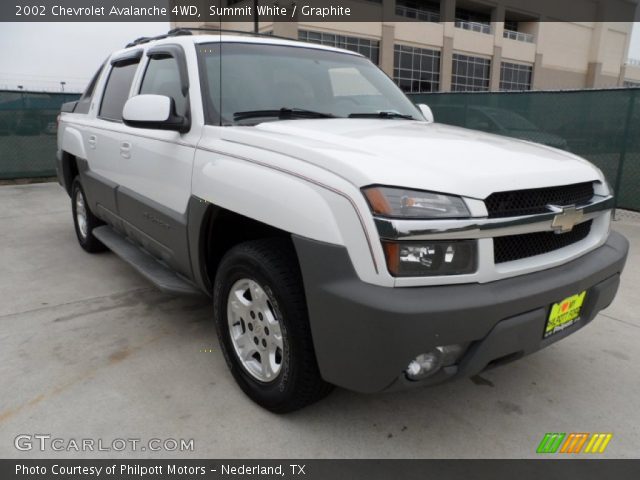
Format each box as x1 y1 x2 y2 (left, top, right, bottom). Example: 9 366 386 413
139 56 187 117
75 62 105 114
98 61 139 122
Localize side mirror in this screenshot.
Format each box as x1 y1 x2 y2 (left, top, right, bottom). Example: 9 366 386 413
418 104 434 123
122 94 189 133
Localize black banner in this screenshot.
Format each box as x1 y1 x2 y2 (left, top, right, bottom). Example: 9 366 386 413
2 460 640 480
1 0 639 22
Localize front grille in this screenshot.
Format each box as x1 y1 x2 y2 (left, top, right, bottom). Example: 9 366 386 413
494 220 592 264
485 182 594 218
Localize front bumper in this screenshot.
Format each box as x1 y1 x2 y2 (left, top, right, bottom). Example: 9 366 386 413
293 231 629 393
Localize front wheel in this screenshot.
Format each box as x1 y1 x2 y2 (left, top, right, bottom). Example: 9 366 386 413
213 238 333 413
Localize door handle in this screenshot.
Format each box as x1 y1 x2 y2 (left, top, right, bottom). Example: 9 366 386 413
88 135 97 149
120 141 131 159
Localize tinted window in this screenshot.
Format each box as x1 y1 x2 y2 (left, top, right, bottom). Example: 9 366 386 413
76 62 105 114
84 63 105 99
139 56 187 117
99 61 139 121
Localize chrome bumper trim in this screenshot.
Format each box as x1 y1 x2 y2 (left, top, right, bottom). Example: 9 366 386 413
374 195 614 241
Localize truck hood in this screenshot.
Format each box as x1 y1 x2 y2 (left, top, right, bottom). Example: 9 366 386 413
221 119 601 199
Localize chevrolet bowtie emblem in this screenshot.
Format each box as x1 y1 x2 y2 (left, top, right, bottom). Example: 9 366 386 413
548 205 584 233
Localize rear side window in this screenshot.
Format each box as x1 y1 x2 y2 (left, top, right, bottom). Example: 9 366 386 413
83 63 105 99
75 62 105 114
139 56 187 117
99 61 139 121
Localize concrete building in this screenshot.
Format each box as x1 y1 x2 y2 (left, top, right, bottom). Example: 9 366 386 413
623 59 640 86
173 0 640 92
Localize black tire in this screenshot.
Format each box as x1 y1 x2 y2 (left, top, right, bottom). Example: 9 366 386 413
71 177 106 253
213 238 333 413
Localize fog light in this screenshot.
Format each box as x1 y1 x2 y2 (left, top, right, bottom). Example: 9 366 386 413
405 351 443 380
405 344 467 381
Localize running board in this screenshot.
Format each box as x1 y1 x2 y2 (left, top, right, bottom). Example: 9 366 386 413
93 226 202 296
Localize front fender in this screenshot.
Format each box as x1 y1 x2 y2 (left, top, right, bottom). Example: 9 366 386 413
193 150 343 244
191 142 388 287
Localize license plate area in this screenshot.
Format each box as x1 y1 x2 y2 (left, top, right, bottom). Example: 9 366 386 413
544 291 587 339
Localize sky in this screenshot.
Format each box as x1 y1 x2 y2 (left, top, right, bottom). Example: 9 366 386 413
0 23 170 92
0 22 639 92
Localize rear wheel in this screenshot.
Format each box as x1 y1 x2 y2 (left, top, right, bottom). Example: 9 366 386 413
213 238 333 413
71 178 106 253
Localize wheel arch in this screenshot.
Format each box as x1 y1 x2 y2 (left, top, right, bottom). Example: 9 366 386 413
188 198 296 294
190 149 384 286
60 151 79 196
61 125 87 163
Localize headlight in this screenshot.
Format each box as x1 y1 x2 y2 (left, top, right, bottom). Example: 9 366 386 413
382 240 477 277
363 186 470 219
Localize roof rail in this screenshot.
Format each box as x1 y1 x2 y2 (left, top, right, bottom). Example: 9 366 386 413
125 29 192 48
125 27 296 48
168 27 295 42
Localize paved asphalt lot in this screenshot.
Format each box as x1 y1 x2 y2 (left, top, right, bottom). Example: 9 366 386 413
1 182 639 459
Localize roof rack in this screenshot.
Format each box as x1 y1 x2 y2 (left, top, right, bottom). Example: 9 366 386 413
125 27 295 48
125 29 192 48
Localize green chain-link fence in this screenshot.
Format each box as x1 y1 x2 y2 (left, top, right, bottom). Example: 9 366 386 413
0 90 80 179
1 88 639 211
409 88 640 211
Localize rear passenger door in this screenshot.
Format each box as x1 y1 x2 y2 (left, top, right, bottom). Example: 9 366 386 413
88 51 142 219
114 44 197 277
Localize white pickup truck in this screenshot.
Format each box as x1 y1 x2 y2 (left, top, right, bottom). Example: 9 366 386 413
56 29 628 413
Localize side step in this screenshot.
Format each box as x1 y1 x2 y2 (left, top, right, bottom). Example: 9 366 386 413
93 226 202 296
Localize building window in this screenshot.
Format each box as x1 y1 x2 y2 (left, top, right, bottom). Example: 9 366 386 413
503 20 535 43
298 30 380 65
500 62 533 91
455 8 492 34
396 0 440 22
393 44 441 93
451 54 491 92
504 20 519 31
624 80 640 88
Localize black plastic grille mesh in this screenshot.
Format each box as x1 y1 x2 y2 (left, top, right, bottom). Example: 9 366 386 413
485 182 594 218
494 220 592 264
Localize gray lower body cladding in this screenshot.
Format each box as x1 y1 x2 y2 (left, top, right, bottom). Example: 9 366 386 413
293 231 629 394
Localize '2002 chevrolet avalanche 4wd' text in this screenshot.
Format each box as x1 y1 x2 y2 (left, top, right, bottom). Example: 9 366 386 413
56 29 629 412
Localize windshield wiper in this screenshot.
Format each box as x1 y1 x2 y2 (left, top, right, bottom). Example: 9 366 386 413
348 111 416 120
233 108 336 122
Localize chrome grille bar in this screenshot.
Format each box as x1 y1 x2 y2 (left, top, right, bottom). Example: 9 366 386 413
374 195 613 241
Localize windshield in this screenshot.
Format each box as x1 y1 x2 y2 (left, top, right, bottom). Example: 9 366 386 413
197 42 422 125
